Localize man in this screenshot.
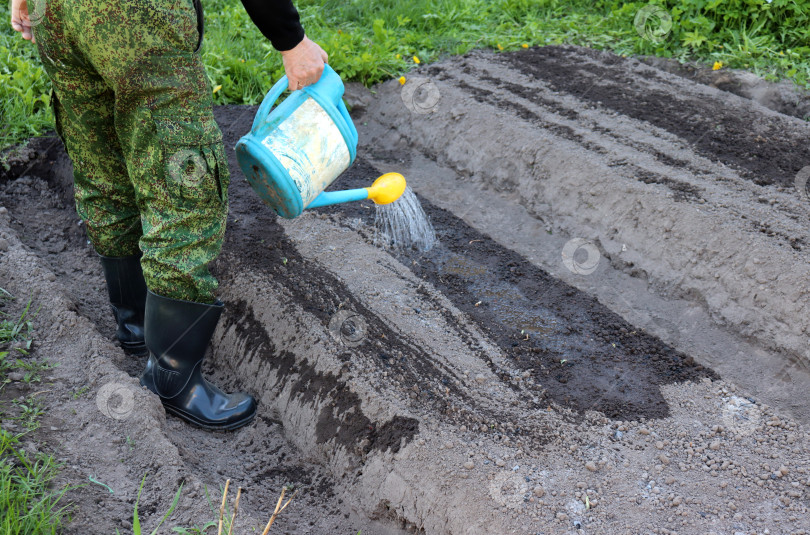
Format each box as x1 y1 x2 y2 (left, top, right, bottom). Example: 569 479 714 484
10 0 327 430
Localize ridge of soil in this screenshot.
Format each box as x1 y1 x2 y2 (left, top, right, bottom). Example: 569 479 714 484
2 44 810 533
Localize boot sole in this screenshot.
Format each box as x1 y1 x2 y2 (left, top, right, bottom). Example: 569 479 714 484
163 404 257 432
139 375 257 431
122 343 148 357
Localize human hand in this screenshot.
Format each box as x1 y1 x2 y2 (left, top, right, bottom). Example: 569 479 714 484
10 0 36 43
280 36 328 90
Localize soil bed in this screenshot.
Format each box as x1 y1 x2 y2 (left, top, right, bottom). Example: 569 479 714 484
1 45 810 534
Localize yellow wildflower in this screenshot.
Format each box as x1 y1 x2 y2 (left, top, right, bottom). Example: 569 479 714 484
398 76 406 85
213 85 222 94
413 56 420 64
395 53 401 59
712 61 723 70
521 43 529 49
497 43 504 50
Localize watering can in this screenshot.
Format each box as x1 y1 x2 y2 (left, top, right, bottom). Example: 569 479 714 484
235 64 406 219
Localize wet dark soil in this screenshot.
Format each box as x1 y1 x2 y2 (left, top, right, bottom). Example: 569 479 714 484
447 75 707 203
496 46 808 188
0 127 385 534
314 156 717 422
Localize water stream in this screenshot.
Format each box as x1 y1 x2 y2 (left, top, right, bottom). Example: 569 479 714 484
374 186 437 252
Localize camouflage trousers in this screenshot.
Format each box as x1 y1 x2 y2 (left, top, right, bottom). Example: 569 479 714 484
33 0 227 304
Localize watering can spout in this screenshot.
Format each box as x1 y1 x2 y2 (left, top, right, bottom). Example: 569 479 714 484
306 173 407 209
367 172 407 204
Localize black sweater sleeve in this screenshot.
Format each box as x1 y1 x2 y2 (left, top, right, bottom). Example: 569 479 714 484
238 0 306 51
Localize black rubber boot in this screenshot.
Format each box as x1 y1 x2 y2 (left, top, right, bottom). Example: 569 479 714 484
99 254 147 355
139 290 257 431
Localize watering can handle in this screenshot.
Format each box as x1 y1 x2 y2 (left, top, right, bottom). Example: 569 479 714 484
251 75 290 133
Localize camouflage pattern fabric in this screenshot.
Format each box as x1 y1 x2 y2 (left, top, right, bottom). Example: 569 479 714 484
32 0 227 304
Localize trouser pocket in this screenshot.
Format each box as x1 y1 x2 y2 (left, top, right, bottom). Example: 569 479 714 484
153 113 228 206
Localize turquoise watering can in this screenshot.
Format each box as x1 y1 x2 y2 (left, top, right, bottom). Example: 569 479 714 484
235 64 405 219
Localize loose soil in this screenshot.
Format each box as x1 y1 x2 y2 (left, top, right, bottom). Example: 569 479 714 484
1 45 810 534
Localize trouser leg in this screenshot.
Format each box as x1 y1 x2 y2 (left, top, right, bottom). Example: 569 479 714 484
34 10 142 257
35 0 228 304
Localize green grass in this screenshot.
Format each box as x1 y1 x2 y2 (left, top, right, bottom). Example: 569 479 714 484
1 293 51 392
0 295 35 358
116 474 184 535
2 0 809 151
0 427 71 533
0 290 69 533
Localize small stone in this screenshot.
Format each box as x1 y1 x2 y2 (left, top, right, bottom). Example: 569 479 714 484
7 372 23 382
659 454 670 465
665 476 676 485
585 461 598 472
463 461 474 470
0 238 8 252
533 486 545 497
672 496 683 506
475 374 486 384
655 441 665 450
0 207 7 215
556 512 568 521
495 459 506 467
709 441 721 450
639 428 651 435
